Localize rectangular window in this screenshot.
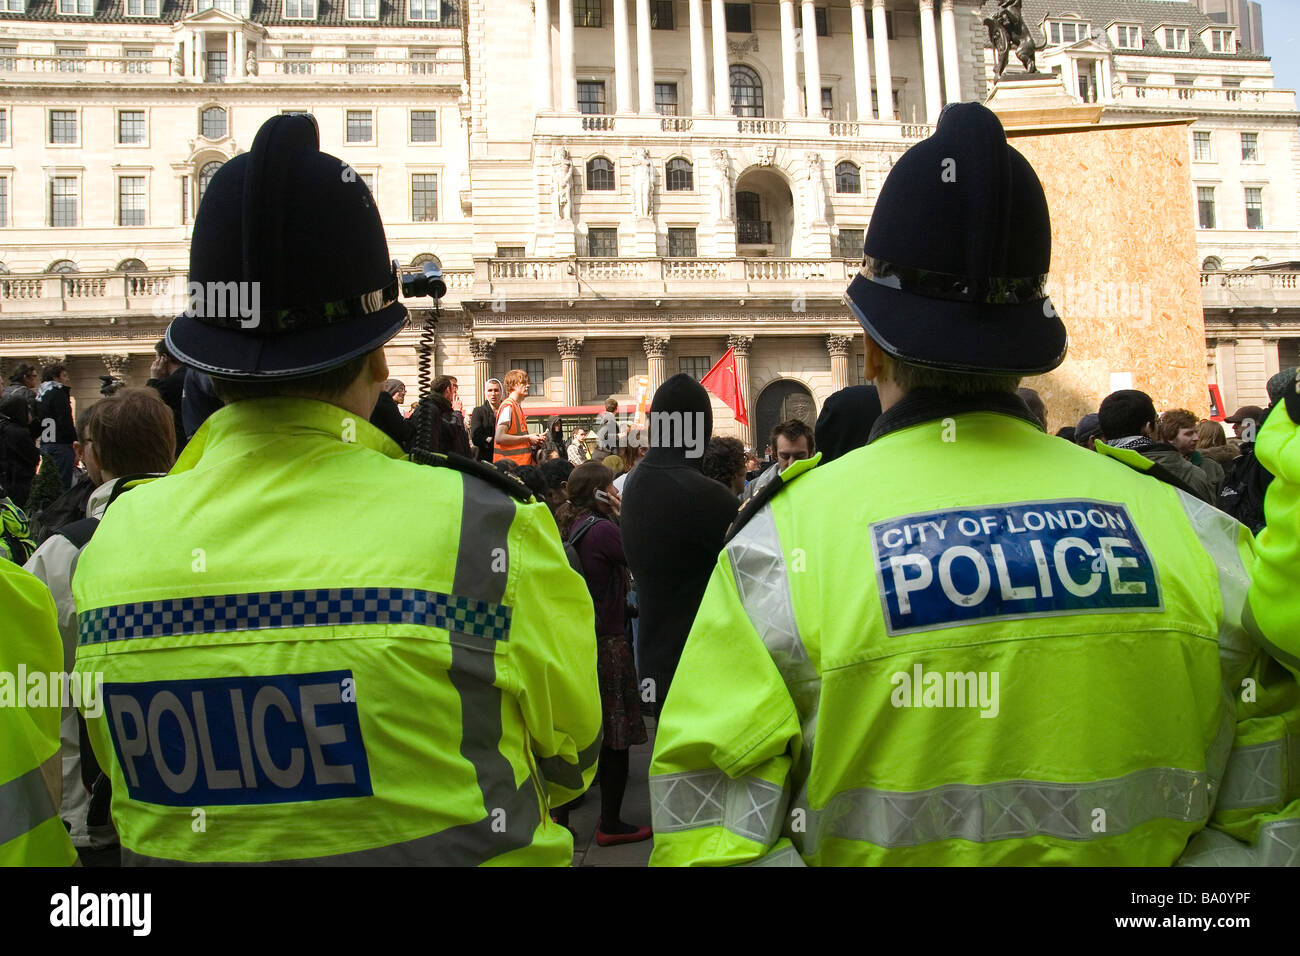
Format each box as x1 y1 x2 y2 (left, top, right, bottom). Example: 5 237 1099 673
509 358 545 389
410 50 437 74
51 176 77 227
1049 20 1088 44
821 87 833 119
1241 132 1259 162
58 0 93 14
358 172 375 197
57 47 85 73
1175 75 1195 87
284 0 316 16
346 110 373 144
0 176 8 227
285 50 312 74
346 0 378 18
577 81 606 115
574 0 601 27
125 48 153 73
596 357 628 397
205 50 227 82
496 245 526 258
1223 77 1241 88
651 0 673 29
679 356 711 381
654 82 679 115
1165 27 1189 51
1 0 22 10
815 6 828 36
587 227 618 257
117 110 146 144
864 11 893 39
1193 130 1212 162
667 227 697 257
409 0 438 19
0 108 8 144
49 110 77 144
126 0 160 13
347 50 375 75
1197 186 1216 229
1210 29 1234 53
411 173 438 221
410 110 437 143
181 175 191 225
1245 187 1263 230
0 47 14 70
118 176 146 225
725 3 751 33
838 228 864 259
1116 25 1141 49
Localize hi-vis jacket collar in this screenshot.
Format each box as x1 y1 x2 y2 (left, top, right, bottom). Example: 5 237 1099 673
172 397 404 474
868 389 1043 444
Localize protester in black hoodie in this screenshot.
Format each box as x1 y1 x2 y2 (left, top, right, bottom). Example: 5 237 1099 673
0 393 39 508
814 385 882 465
621 374 738 716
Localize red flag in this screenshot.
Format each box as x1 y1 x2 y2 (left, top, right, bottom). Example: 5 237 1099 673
699 347 749 425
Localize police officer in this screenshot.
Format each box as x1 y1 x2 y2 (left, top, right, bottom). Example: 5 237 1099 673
648 104 1299 866
73 115 602 865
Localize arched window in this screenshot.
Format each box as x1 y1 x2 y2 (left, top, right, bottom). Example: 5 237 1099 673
730 65 764 117
201 106 227 140
665 157 693 191
115 258 148 273
411 253 441 267
835 161 861 194
1202 256 1222 272
586 156 615 191
46 259 79 274
198 161 224 201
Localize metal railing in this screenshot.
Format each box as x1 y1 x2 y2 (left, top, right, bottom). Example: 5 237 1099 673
736 221 773 244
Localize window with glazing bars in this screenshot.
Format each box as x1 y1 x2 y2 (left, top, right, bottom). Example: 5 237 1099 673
587 227 618 257
651 0 673 28
667 228 697 257
655 82 679 115
574 0 601 27
679 356 710 381
578 81 607 115
1245 188 1263 229
586 157 615 190
410 110 437 142
837 229 864 259
596 357 628 396
665 158 693 190
49 110 77 144
346 110 373 143
835 162 860 194
119 176 145 225
412 174 438 221
51 177 77 226
724 2 751 32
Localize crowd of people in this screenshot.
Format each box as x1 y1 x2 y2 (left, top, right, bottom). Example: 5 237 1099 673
2 106 1298 868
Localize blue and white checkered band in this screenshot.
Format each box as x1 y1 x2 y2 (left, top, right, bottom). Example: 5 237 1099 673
859 255 1048 306
78 587 512 645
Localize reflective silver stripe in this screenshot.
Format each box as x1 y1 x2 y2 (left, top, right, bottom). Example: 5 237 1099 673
650 770 787 845
1178 818 1300 867
535 731 603 792
744 843 808 867
0 765 57 848
1217 739 1287 810
798 766 1209 854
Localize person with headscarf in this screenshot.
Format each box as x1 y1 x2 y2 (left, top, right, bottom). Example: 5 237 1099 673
369 377 411 448
543 415 567 462
620 374 738 715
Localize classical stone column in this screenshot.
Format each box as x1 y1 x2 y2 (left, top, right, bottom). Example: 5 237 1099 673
689 0 709 115
850 0 872 121
871 0 893 120
800 0 823 117
940 0 961 103
918 0 942 122
727 334 754 447
535 0 554 112
636 0 655 114
557 336 584 406
614 0 633 113
559 0 577 112
196 30 206 82
711 0 730 116
826 334 853 392
234 30 246 79
780 0 800 117
643 336 670 396
469 337 496 403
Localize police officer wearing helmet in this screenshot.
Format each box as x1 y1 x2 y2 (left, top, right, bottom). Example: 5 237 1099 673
649 103 1300 866
73 115 602 865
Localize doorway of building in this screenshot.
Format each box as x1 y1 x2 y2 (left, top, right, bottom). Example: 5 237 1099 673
755 379 816 456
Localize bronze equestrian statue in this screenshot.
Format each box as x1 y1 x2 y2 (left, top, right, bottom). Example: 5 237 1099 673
986 0 1050 76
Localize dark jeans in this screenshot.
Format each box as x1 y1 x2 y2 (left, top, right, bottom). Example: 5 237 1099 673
41 442 76 489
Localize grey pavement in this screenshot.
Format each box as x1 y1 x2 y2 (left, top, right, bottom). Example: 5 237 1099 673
571 719 656 867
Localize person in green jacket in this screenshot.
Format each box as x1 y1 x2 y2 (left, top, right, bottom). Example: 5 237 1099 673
649 103 1299 867
71 114 601 866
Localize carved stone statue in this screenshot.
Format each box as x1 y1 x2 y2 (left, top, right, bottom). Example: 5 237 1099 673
245 53 258 76
804 152 827 227
984 0 1047 77
552 146 573 221
631 147 654 219
173 48 184 75
711 149 732 221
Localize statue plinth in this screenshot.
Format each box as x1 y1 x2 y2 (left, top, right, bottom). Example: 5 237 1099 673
985 72 1104 130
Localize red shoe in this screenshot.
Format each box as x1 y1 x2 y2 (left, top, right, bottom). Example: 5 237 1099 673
595 821 652 846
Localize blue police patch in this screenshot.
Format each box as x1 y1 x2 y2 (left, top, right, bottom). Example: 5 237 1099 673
103 670 372 807
871 500 1162 636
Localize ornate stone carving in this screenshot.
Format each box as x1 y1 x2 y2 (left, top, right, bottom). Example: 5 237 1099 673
172 48 184 74
711 149 733 221
642 335 670 358
556 336 585 358
755 144 775 167
727 334 754 357
803 152 828 229
727 36 759 58
38 353 68 367
245 53 258 76
826 334 854 357
552 147 573 221
101 353 131 377
632 147 655 219
468 336 497 360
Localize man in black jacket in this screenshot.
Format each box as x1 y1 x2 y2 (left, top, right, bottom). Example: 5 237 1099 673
621 374 739 716
0 392 39 508
408 374 471 457
469 378 503 463
35 364 77 489
146 340 188 455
